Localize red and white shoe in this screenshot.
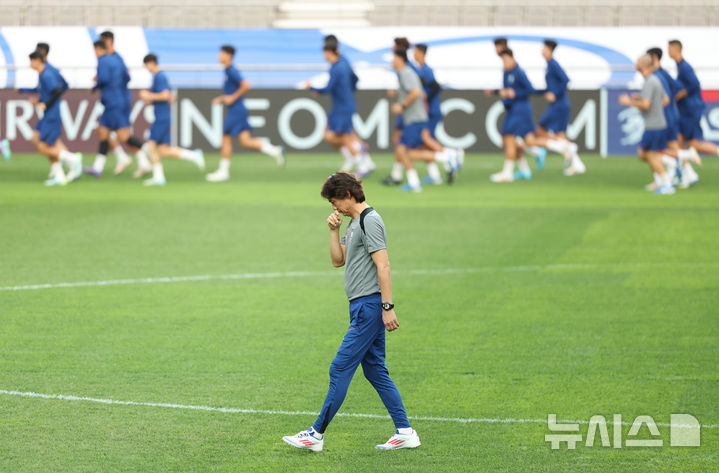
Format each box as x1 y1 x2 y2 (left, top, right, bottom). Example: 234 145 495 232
282 428 324 452
375 429 421 450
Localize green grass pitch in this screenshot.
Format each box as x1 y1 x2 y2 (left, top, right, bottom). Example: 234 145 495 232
1 152 717 472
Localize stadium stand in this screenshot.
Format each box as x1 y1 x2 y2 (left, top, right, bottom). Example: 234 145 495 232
1 0 718 27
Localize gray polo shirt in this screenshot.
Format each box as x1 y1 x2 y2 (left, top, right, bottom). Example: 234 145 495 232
640 74 667 130
398 65 428 125
340 208 386 300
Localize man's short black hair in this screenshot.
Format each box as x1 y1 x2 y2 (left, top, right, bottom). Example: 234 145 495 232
321 172 366 203
100 30 114 41
499 48 513 58
647 47 663 61
143 53 158 64
220 44 235 56
394 48 408 63
35 42 49 56
494 37 508 47
29 51 44 61
394 37 410 50
544 39 558 51
415 43 428 53
668 39 682 50
323 35 339 53
93 40 106 50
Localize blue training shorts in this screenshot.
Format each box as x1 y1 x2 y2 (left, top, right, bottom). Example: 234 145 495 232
427 114 442 139
679 114 704 141
327 110 353 135
640 129 668 151
502 109 536 137
399 121 428 149
38 117 62 146
224 109 253 136
149 119 171 145
539 102 570 134
100 105 131 131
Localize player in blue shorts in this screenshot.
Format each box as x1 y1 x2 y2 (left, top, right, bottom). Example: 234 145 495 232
647 47 701 188
668 39 718 161
206 45 285 182
99 31 152 178
139 54 205 186
619 54 675 195
534 39 585 176
305 35 375 177
27 51 83 186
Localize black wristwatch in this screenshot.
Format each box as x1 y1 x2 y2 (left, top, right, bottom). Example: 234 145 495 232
382 302 394 311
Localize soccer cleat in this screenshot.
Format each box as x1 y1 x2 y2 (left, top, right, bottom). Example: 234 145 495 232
455 148 465 171
194 149 206 171
679 166 699 189
282 429 324 452
644 182 659 192
376 429 421 450
355 168 374 179
66 153 83 182
113 157 133 176
206 170 230 183
44 175 67 187
132 166 152 179
83 166 102 178
143 176 166 187
421 175 443 185
654 185 676 195
276 146 286 167
490 171 514 183
535 147 547 171
514 169 532 180
381 176 402 186
399 183 422 193
688 147 702 167
1 138 11 161
445 152 459 184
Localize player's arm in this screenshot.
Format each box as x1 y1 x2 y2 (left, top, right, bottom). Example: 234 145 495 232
662 93 670 107
140 88 171 103
327 211 346 267
18 86 40 94
512 72 534 100
619 93 650 110
225 79 251 105
94 62 110 91
391 86 421 114
311 69 338 95
39 86 64 111
371 249 399 332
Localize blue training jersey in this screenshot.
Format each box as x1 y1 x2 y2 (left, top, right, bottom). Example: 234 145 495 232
38 64 68 120
95 54 126 108
151 70 171 122
545 58 570 106
111 52 132 110
654 69 678 126
675 59 704 117
503 64 535 111
20 62 62 94
311 55 358 114
223 65 247 113
416 63 441 119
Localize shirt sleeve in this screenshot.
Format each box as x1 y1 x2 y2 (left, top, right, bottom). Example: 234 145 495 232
513 69 535 100
157 73 170 92
362 213 387 254
640 78 654 100
311 65 338 95
679 63 701 95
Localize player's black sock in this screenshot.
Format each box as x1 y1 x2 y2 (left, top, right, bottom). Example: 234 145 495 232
99 140 109 155
127 136 143 149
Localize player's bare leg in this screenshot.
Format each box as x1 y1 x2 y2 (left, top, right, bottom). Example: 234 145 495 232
206 134 233 182
491 135 518 183
238 130 285 166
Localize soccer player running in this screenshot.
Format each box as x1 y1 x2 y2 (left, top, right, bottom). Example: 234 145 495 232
305 35 375 177
283 172 420 452
647 47 701 188
618 54 675 195
206 45 285 182
139 54 205 186
27 50 83 186
85 39 150 178
535 39 585 176
668 39 718 161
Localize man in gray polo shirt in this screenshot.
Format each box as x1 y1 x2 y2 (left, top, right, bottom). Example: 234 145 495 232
282 172 420 452
619 53 675 194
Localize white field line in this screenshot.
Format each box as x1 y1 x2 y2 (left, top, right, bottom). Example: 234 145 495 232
1 263 716 292
0 389 714 429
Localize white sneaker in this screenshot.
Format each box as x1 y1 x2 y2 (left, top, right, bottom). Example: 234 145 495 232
44 175 67 186
143 176 166 186
132 166 152 179
275 146 286 167
563 165 586 176
282 429 323 452
206 170 229 182
679 165 699 189
688 147 702 167
455 148 465 170
376 429 421 450
193 149 206 171
490 171 514 183
66 153 83 182
113 157 133 176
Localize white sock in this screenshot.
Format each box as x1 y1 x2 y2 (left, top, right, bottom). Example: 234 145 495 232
136 150 151 170
219 158 230 174
502 159 514 175
340 146 356 163
526 146 543 157
152 163 165 181
93 154 106 173
391 162 404 181
433 149 450 163
661 171 672 187
58 150 74 165
546 139 568 154
397 427 413 435
517 156 531 173
406 168 420 188
51 162 65 179
662 155 677 170
178 148 195 161
427 162 442 181
677 149 692 160
260 141 281 159
653 172 663 187
114 145 130 163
